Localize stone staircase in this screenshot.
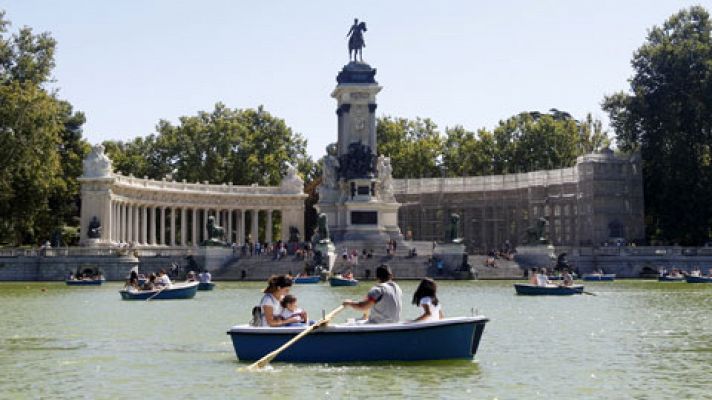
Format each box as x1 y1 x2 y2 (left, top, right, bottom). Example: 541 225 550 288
470 255 524 279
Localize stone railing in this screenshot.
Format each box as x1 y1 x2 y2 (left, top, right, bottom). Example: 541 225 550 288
0 246 196 258
573 246 712 257
113 174 287 195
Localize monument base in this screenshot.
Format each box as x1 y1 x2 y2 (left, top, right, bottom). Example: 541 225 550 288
315 240 336 272
514 245 556 269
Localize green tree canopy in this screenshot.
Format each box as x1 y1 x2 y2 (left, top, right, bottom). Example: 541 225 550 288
603 6 712 245
0 10 87 245
376 117 444 178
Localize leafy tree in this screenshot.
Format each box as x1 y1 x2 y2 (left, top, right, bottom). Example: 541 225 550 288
603 6 712 245
0 11 87 245
376 117 444 178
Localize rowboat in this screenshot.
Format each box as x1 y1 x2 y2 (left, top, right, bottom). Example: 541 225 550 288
66 279 103 286
658 275 685 282
227 316 489 363
119 282 199 300
514 283 584 295
581 273 616 281
294 276 321 284
329 276 359 287
685 276 712 283
197 282 216 291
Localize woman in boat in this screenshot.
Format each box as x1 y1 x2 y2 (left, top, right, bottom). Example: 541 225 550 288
342 264 402 323
142 273 157 291
260 275 302 327
411 278 444 322
156 269 172 288
124 270 140 292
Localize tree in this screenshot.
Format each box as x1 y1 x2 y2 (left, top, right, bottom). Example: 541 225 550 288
0 11 87 245
376 117 444 178
603 6 712 245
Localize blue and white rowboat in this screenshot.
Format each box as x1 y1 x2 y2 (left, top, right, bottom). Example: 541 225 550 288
66 279 103 286
227 316 489 363
197 282 216 291
685 276 712 283
294 276 321 284
514 283 584 295
119 282 199 300
582 274 616 281
329 277 359 287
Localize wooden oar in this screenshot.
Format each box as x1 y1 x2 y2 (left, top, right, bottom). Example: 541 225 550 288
146 285 168 301
246 305 345 370
582 290 597 296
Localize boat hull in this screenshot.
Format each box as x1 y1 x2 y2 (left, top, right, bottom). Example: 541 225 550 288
514 283 584 295
294 276 321 284
197 282 216 291
582 274 616 281
66 280 102 286
227 317 488 363
329 277 359 287
685 276 712 283
119 282 199 300
658 276 685 282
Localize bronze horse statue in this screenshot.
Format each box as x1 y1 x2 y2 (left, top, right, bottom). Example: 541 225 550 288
206 216 225 240
347 19 367 62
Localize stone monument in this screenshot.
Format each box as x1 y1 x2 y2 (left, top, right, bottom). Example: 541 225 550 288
78 144 114 246
316 20 402 243
515 217 556 269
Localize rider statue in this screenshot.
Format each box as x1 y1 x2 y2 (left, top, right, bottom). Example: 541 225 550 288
347 18 367 62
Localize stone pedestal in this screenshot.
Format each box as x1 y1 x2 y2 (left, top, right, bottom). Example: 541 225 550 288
196 246 233 272
514 245 556 269
432 243 473 278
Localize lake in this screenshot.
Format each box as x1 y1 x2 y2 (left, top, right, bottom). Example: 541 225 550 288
1 280 711 399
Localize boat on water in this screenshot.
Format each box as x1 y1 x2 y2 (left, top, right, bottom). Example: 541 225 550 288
227 316 489 363
66 279 103 286
581 273 616 281
119 282 199 300
197 282 216 291
658 275 685 282
329 276 359 287
294 276 321 284
685 276 712 283
514 283 584 296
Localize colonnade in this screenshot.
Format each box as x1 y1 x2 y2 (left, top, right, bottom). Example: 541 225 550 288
108 202 285 247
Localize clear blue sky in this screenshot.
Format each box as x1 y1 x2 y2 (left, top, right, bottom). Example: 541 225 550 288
3 0 711 158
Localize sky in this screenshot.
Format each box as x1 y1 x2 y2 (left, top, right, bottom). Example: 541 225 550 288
3 0 711 159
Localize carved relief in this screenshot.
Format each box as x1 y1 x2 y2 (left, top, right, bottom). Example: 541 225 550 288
82 144 113 178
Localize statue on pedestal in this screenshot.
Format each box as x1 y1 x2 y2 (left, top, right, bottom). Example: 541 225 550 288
347 18 367 62
202 216 226 246
377 155 394 200
82 144 113 178
448 213 462 243
322 144 340 189
525 217 549 245
87 216 102 239
317 213 330 243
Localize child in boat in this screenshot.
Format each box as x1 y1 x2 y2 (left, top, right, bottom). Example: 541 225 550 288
411 278 443 322
278 294 309 326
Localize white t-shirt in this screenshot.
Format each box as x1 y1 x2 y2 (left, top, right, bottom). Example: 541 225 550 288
536 273 550 287
158 275 172 287
199 272 211 283
418 296 442 322
279 307 305 323
259 294 281 327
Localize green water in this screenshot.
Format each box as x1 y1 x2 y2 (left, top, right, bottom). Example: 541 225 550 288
1 280 711 399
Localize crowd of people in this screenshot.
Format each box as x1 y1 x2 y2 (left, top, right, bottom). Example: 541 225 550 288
252 265 444 327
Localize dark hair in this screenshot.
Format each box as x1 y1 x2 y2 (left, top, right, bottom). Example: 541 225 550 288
130 271 138 280
280 294 297 308
412 278 438 306
148 273 157 282
376 264 393 282
263 274 293 294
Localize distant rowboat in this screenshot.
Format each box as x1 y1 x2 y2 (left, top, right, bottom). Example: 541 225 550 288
685 276 712 284
514 283 584 296
658 275 685 282
197 282 216 291
582 274 616 281
65 279 102 286
294 276 321 284
119 282 199 300
329 276 359 287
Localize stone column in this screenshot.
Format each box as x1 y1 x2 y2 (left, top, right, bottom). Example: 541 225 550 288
280 209 289 243
127 204 133 243
181 208 187 246
134 205 140 245
192 208 198 246
239 210 245 244
141 206 148 245
170 207 176 246
227 209 233 244
266 210 273 244
251 209 259 244
121 203 127 242
203 209 209 240
150 206 157 245
160 206 166 245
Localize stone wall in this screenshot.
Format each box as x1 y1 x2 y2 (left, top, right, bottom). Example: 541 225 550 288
394 150 644 253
